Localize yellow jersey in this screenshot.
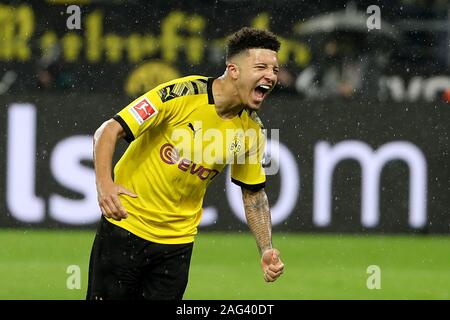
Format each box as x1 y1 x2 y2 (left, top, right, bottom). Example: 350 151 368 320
109 75 266 244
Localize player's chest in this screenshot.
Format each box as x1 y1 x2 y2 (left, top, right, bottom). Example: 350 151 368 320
166 109 248 166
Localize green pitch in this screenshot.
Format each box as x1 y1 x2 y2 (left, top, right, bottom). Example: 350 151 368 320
0 230 449 299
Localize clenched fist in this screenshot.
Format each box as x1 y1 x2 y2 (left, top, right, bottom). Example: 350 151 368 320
260 248 284 282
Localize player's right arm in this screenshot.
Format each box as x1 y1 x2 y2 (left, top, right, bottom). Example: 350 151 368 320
93 119 137 221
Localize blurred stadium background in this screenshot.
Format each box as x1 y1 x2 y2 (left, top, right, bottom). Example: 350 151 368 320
1 0 449 299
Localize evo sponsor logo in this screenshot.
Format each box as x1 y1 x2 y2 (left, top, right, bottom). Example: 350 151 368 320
160 143 219 181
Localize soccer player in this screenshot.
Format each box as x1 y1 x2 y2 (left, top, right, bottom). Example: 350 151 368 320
86 27 285 300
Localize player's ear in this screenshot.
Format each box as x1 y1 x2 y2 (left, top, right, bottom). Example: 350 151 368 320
227 63 240 80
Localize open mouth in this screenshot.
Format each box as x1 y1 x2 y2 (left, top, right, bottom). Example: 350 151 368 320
253 84 271 102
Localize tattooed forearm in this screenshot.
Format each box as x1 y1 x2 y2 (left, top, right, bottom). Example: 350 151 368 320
242 188 272 255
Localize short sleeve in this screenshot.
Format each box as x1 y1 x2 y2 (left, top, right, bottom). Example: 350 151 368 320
231 126 266 192
114 86 174 142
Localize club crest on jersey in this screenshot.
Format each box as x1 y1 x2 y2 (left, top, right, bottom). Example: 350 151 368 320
128 97 158 125
229 136 242 155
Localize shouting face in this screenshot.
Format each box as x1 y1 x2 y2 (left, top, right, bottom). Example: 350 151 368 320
229 48 279 111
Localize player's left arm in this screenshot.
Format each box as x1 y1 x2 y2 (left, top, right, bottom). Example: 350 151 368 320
242 187 285 282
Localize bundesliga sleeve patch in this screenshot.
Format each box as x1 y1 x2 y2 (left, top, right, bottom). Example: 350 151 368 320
128 97 158 125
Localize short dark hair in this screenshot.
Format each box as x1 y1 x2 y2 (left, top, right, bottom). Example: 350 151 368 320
226 27 281 60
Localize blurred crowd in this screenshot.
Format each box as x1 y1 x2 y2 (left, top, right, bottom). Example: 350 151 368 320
274 0 450 102
28 0 450 102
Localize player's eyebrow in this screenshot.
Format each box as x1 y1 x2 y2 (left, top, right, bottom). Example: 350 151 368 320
254 63 278 68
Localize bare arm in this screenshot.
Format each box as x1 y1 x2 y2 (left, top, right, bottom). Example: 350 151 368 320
94 119 124 186
242 187 285 282
242 188 272 254
94 119 137 220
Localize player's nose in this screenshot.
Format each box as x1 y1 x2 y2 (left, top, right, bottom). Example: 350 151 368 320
264 69 277 84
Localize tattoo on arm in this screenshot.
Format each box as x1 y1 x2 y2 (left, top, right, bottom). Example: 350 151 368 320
242 188 272 255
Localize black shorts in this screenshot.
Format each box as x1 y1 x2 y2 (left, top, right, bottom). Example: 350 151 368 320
86 216 194 300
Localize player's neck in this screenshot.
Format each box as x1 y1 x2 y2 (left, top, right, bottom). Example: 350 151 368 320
212 76 245 119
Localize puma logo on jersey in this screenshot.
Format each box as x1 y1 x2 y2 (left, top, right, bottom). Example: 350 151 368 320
187 122 201 137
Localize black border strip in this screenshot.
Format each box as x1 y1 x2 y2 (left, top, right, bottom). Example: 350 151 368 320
191 81 199 95
231 178 265 192
207 77 215 105
113 114 135 143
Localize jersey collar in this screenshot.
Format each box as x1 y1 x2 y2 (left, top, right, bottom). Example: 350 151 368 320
207 77 215 105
